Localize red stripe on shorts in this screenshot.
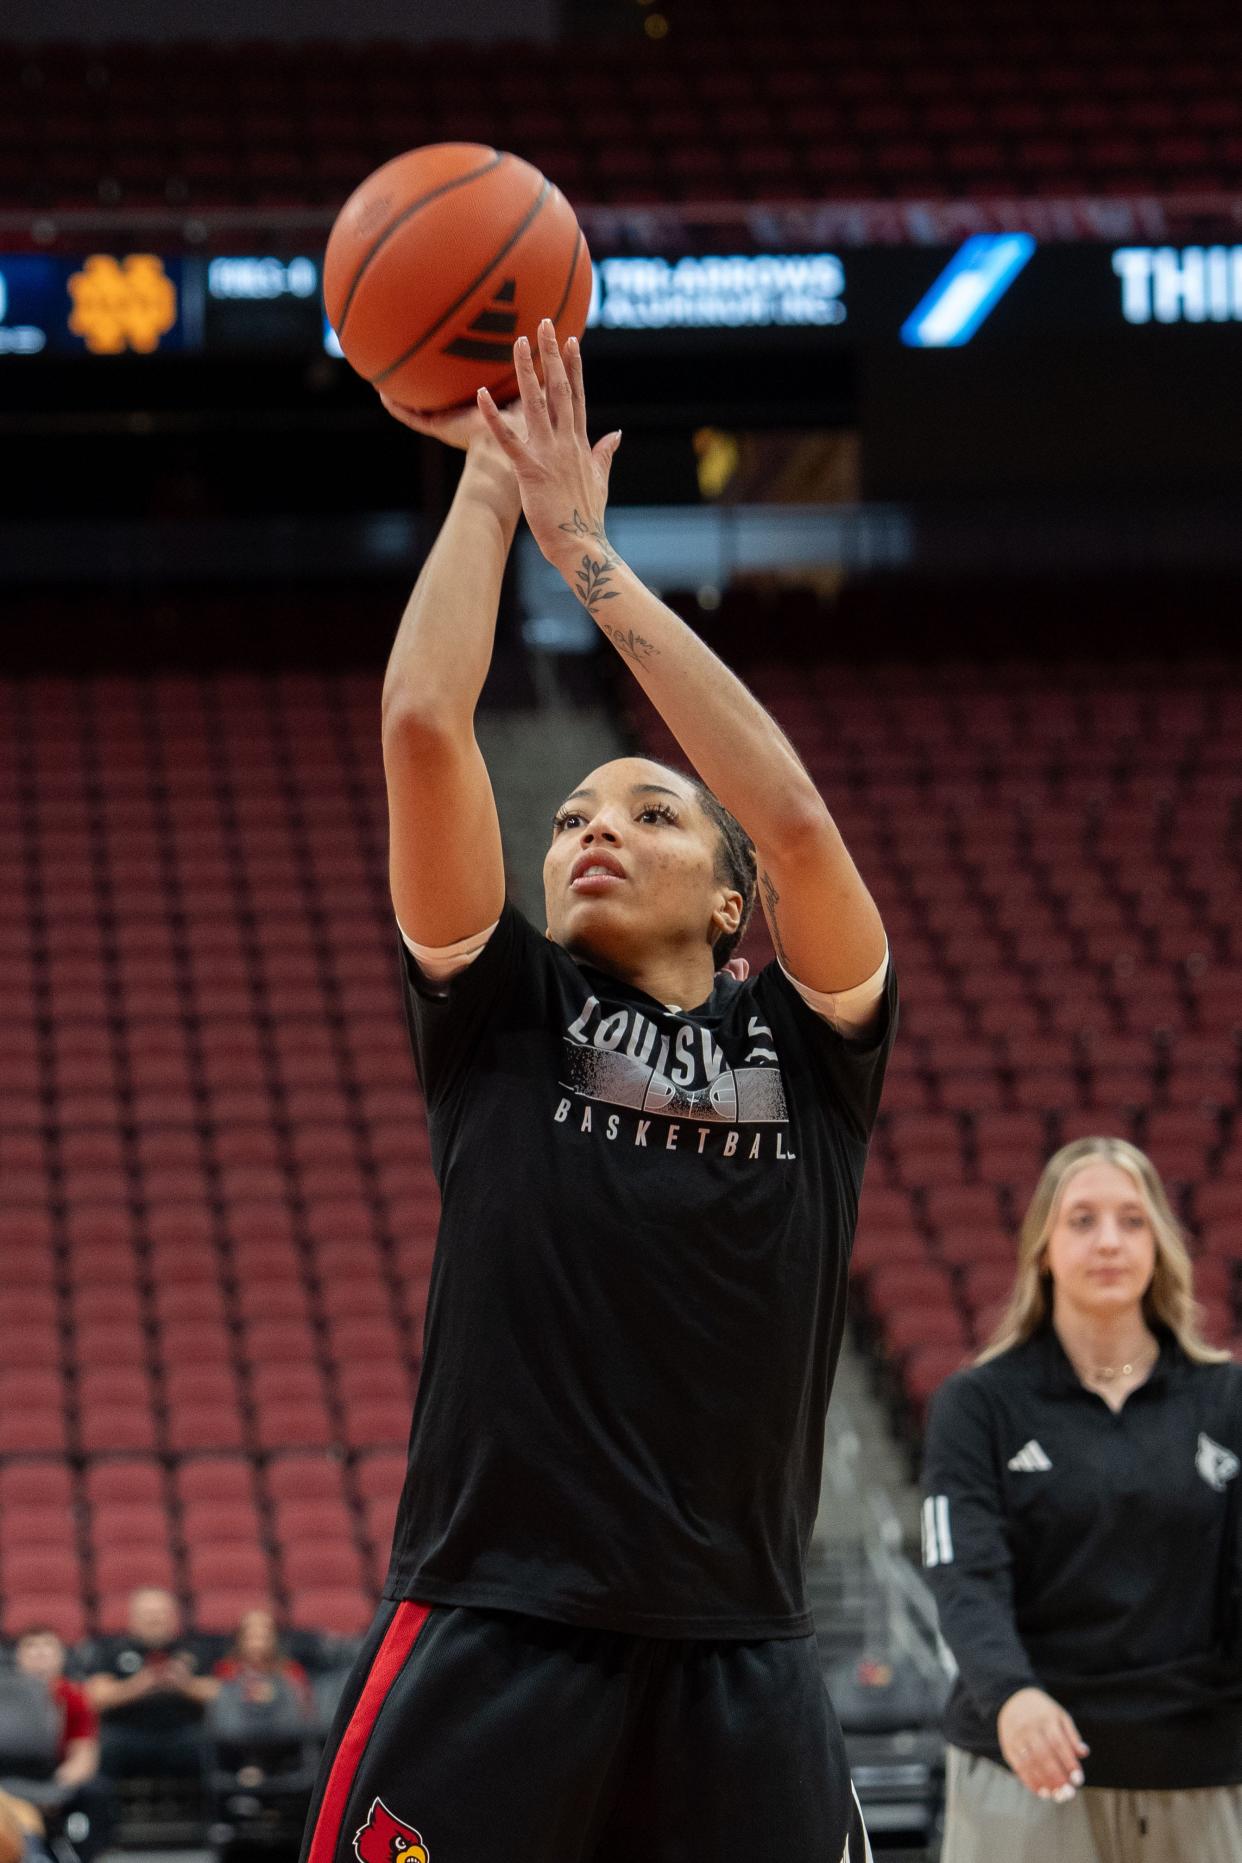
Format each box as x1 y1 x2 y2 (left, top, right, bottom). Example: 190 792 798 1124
306 1601 432 1863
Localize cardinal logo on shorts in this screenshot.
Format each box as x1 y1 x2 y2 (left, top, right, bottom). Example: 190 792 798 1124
353 1797 429 1863
1195 1432 1240 1493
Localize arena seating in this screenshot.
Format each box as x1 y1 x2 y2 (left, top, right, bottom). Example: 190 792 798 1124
1 630 1239 1635
2 1 1240 216
626 611 1242 1437
0 665 417 1642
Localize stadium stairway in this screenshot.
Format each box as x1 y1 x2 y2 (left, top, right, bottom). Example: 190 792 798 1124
818 1337 924 1551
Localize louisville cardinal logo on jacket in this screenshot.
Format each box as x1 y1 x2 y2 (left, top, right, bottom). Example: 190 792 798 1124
353 1797 429 1863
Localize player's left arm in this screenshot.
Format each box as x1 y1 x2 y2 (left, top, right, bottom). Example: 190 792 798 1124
479 322 887 1003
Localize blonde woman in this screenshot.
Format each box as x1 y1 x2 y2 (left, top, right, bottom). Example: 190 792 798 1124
921 1136 1242 1863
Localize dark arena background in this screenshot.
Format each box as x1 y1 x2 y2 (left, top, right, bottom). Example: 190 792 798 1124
1 1 1240 1858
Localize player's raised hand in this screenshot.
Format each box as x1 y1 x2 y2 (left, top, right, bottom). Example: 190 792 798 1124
476 320 622 576
376 389 522 459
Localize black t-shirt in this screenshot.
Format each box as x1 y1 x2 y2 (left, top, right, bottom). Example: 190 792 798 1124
386 901 898 1638
923 1328 1242 1788
88 1635 213 1729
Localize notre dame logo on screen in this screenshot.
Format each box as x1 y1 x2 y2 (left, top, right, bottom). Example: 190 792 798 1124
67 253 177 355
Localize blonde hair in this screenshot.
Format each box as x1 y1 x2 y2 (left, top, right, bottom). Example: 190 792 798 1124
976 1135 1231 1366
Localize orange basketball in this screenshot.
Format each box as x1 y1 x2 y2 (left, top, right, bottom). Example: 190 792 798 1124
323 143 593 414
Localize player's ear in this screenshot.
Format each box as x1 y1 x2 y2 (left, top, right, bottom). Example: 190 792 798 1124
713 888 743 938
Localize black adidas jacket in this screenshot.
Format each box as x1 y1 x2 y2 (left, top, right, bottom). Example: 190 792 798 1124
921 1323 1242 1790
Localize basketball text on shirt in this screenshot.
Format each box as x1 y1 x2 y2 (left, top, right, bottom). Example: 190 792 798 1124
555 990 796 1159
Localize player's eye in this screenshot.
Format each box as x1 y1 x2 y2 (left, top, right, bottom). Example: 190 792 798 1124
552 810 585 833
637 803 678 825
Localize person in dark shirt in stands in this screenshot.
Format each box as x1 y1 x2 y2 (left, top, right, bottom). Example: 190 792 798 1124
84 1588 219 1782
298 326 897 1863
10 1629 111 1861
923 1136 1242 1863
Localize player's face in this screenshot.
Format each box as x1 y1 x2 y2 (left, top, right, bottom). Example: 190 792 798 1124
1042 1160 1157 1317
543 758 737 975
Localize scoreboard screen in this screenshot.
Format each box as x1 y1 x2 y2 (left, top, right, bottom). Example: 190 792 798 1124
0 253 191 354
3 241 1241 359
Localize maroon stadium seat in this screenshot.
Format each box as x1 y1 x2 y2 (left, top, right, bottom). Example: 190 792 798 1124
338 1399 411 1450
79 1404 161 1457
266 1452 347 1503
83 1458 163 1507
89 1502 172 1549
281 1541 367 1591
185 1542 272 1594
0 1505 73 1548
352 1450 406 1503
193 1588 276 1633
1 1547 82 1595
180 1499 263 1545
1 1595 88 1644
174 1456 258 1507
94 1545 177 1595
165 1401 248 1455
287 1587 374 1636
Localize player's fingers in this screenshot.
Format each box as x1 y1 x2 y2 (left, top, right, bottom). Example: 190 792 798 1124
591 429 622 492
1057 1712 1088 1781
476 388 528 460
512 333 553 442
376 391 429 433
1010 1733 1057 1796
565 335 590 446
1063 1711 1091 1759
537 317 574 433
1031 1727 1075 1793
1046 1720 1082 1784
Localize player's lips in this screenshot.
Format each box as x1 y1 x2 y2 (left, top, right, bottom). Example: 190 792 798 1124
570 850 627 892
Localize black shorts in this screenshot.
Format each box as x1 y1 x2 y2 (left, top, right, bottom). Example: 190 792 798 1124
300 1599 872 1863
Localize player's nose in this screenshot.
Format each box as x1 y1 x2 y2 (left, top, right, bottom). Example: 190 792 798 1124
579 810 623 844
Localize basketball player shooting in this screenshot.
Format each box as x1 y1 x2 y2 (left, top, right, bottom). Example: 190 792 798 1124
300 320 896 1863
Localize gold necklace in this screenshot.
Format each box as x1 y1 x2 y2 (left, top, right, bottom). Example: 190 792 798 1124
1071 1342 1158 1385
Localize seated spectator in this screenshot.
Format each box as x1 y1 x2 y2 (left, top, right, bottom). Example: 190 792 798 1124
0 1789 50 1863
212 1611 312 1717
7 1629 112 1862
84 1589 219 1783
207 1609 317 1848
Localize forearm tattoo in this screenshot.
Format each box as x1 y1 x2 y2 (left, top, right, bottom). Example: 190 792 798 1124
599 622 659 666
559 509 623 615
557 510 656 655
572 553 620 613
558 507 614 556
759 869 791 967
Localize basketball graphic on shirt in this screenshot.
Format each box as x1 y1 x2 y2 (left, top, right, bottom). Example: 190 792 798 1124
561 993 790 1124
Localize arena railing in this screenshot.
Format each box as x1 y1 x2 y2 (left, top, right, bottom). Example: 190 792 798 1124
2 191 1242 254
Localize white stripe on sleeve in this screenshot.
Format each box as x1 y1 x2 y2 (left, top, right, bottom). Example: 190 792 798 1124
936 1493 955 1564
921 1496 939 1568
922 1494 954 1567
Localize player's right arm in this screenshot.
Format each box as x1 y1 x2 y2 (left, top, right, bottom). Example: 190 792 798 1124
380 410 517 948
